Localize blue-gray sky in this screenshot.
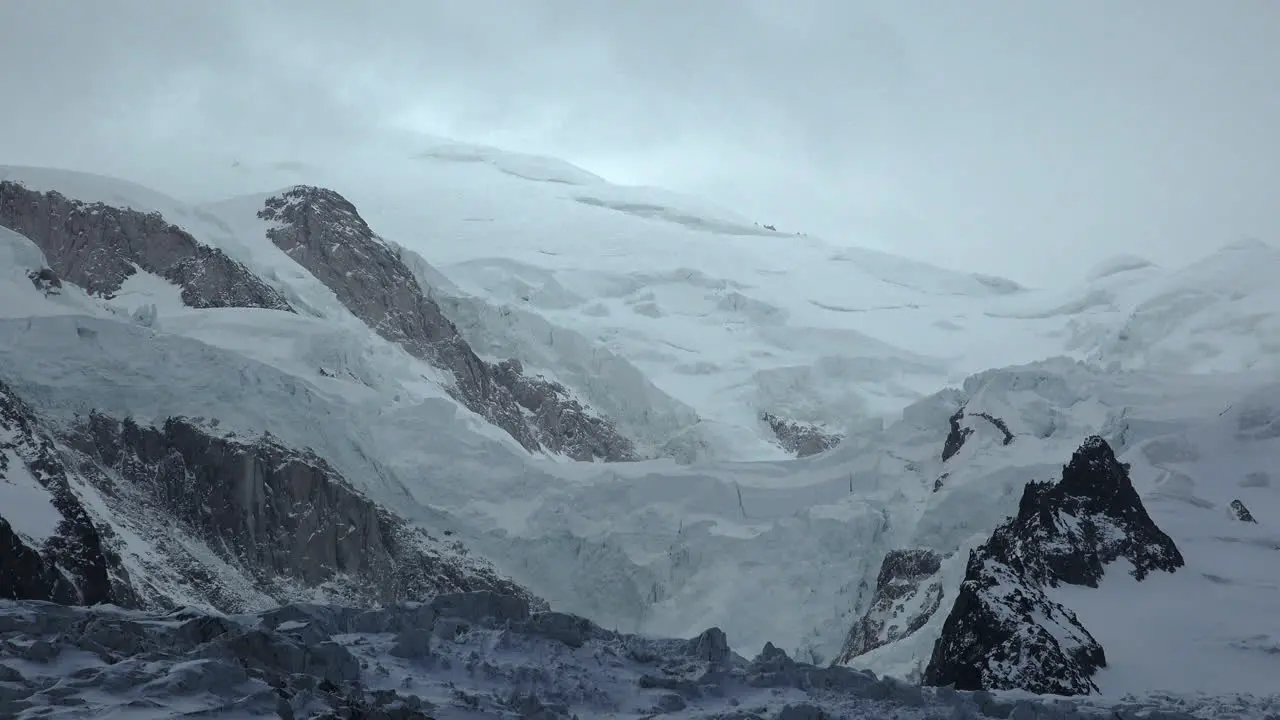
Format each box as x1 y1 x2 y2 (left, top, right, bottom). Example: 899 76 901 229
1 0 1277 285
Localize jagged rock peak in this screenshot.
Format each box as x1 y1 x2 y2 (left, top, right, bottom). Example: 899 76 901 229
923 435 1184 696
258 185 383 248
1058 435 1128 497
0 181 293 311
1032 435 1184 586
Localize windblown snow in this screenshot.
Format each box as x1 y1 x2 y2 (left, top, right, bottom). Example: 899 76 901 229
1 139 1278 715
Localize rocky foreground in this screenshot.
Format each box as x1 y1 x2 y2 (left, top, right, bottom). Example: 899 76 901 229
1 591 1271 719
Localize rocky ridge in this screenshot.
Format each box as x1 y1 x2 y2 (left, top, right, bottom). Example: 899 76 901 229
0 589 1223 719
0 181 292 311
257 186 636 461
0 380 537 616
923 436 1185 695
941 405 1014 464
0 381 121 606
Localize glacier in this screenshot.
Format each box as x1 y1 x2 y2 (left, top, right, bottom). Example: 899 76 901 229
2 140 1279 717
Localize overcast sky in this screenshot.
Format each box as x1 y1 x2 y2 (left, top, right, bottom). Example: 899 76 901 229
1 0 1277 285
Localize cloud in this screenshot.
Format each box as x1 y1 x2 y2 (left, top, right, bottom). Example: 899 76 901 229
2 0 1278 285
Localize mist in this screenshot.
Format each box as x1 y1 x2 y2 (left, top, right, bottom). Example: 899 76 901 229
2 0 1277 285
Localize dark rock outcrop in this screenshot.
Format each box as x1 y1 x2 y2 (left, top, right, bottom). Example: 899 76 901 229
491 358 635 461
941 407 972 462
26 266 61 295
0 519 72 602
973 412 1014 445
1229 499 1257 523
0 591 1230 718
834 549 944 664
256 186 634 461
0 381 121 606
924 436 1184 695
1 378 536 615
0 599 434 719
760 412 842 457
0 182 293 311
71 412 537 612
942 406 1013 462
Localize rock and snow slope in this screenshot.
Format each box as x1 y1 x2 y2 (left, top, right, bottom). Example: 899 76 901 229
923 436 1185 695
0 167 633 463
203 140 1280 461
0 174 292 311
1 143 1279 712
842 372 1280 696
0 374 536 614
9 591 1272 720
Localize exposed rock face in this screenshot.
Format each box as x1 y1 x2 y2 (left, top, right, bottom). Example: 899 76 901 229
0 586 1239 716
0 379 536 614
1229 499 1257 523
972 412 1014 445
0 381 121 606
257 186 634 461
941 407 972 462
942 405 1013 462
71 412 537 612
0 182 293 311
26 266 61 295
0 590 1126 720
834 549 944 664
760 412 842 457
491 358 635 461
923 436 1184 695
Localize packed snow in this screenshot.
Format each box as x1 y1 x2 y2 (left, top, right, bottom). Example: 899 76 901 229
0 447 62 545
1 143 1279 712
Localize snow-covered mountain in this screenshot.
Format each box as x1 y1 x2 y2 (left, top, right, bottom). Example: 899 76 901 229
2 141 1279 717
922 435 1186 695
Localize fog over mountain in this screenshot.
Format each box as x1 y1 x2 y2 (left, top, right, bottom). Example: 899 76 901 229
2 3 1279 719
2 0 1278 283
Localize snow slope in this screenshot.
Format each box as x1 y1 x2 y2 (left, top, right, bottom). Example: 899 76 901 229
116 143 1036 459
166 140 1280 462
1055 386 1280 697
2 144 1279 708
0 444 62 546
